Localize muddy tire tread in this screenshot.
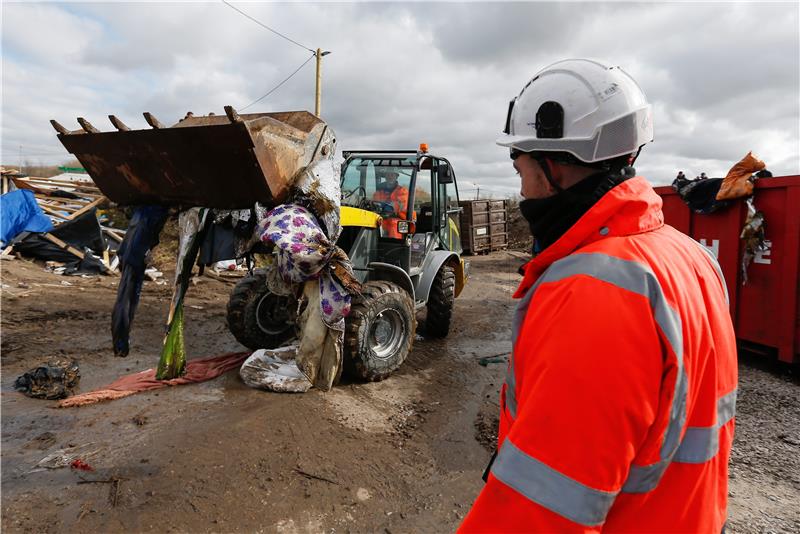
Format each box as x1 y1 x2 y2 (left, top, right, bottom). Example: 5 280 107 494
344 281 416 382
226 269 294 350
425 265 455 338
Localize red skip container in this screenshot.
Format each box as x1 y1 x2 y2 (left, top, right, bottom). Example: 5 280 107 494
654 175 800 364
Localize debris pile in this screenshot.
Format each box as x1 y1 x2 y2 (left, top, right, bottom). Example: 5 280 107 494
1 167 124 275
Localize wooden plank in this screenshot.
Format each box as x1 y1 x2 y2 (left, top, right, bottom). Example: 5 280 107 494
102 228 125 242
34 193 88 205
35 198 82 213
10 177 50 195
24 186 103 199
42 233 85 259
19 175 99 188
66 197 107 221
101 225 127 235
16 178 102 196
38 204 70 221
23 183 100 195
2 245 13 255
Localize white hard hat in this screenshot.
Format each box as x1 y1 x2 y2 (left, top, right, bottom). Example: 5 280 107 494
497 59 654 164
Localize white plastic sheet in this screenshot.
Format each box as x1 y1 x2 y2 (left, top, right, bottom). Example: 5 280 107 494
239 347 312 393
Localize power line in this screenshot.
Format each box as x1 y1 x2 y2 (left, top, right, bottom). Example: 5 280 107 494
221 0 314 53
240 52 316 111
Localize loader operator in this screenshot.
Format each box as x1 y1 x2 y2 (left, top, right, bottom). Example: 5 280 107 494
460 59 737 533
373 169 409 239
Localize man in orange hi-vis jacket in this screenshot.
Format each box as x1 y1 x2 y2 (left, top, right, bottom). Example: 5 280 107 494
373 170 409 239
459 59 737 533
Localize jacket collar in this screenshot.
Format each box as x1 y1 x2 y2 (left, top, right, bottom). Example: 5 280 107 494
514 176 664 297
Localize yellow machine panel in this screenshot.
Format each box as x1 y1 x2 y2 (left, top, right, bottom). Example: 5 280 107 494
341 206 381 228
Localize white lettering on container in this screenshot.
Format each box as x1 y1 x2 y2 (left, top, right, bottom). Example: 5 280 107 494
754 240 773 265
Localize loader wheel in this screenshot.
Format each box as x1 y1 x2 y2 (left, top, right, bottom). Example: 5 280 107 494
226 269 297 350
425 264 455 338
345 281 416 382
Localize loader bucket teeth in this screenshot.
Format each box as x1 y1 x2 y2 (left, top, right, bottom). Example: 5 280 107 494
77 117 100 134
108 115 130 131
50 120 71 135
143 112 166 129
224 105 242 123
53 109 329 209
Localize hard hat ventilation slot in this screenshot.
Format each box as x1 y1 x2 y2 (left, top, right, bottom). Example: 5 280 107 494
535 101 564 139
503 99 516 134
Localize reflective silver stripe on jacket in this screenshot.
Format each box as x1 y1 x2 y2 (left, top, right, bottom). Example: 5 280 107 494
673 389 737 463
492 439 618 527
493 391 737 523
504 253 688 491
623 388 736 491
694 238 729 305
504 285 536 419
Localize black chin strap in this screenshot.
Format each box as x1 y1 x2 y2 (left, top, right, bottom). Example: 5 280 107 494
533 155 565 194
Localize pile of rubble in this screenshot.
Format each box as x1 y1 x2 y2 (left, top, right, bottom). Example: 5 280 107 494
1 167 125 275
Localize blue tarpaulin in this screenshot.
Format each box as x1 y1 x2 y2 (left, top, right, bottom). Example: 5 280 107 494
0 189 53 245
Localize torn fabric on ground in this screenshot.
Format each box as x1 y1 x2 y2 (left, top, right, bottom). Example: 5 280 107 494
58 352 249 408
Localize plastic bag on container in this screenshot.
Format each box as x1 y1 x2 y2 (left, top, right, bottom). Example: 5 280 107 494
716 151 766 201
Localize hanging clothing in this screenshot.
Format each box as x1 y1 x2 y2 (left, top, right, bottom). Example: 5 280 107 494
259 203 360 391
156 207 210 379
111 206 169 356
460 176 737 533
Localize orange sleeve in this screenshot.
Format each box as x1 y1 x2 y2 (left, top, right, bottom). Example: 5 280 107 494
460 275 663 532
394 187 409 218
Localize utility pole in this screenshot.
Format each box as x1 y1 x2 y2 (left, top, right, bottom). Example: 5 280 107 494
314 48 331 117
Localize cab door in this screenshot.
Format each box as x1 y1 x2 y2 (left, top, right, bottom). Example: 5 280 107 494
432 159 462 253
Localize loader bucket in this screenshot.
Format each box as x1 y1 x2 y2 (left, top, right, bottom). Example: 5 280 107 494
52 109 329 209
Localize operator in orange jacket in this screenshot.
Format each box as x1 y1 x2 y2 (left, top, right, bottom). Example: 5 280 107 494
373 170 409 239
459 59 737 533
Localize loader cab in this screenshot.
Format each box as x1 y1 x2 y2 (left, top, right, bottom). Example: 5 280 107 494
340 149 462 274
413 155 463 257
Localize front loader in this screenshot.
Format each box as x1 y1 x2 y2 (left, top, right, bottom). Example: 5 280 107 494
228 147 469 380
53 109 467 382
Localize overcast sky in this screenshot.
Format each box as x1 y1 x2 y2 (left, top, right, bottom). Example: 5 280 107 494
2 1 798 198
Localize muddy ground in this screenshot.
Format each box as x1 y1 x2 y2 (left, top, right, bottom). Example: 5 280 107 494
2 252 798 533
